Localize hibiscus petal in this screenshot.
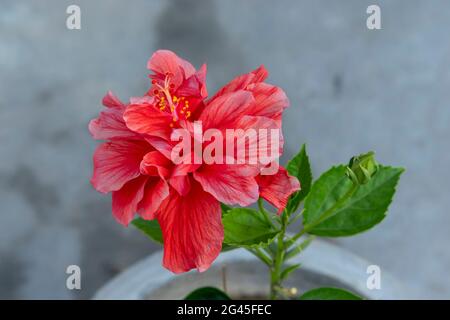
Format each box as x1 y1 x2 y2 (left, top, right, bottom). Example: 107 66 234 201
91 140 150 193
137 178 169 220
112 176 148 226
167 153 199 196
246 82 289 124
89 107 141 141
172 162 201 177
157 179 223 273
129 95 154 105
140 151 172 178
102 91 125 109
210 65 268 100
200 90 255 131
233 115 284 167
193 164 259 206
144 135 174 160
196 63 208 98
256 166 300 214
176 75 204 99
147 50 196 88
123 103 173 140
169 175 191 196
89 91 141 141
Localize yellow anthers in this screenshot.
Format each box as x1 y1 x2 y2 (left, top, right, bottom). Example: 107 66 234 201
173 96 178 102
169 123 174 128
186 111 191 118
158 100 166 110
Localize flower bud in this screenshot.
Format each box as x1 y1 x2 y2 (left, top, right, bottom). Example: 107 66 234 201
346 151 378 185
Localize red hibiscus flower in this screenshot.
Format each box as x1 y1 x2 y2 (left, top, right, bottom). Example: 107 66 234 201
89 50 300 273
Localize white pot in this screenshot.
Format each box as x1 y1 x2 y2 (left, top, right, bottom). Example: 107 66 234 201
94 239 410 300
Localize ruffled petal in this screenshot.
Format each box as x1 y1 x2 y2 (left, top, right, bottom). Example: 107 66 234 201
167 154 199 196
129 95 154 105
147 50 196 89
112 176 148 226
233 115 284 167
89 91 141 141
193 164 259 206
123 103 173 140
157 179 223 273
210 65 268 100
91 140 151 193
102 91 125 109
256 166 300 214
246 82 289 124
89 107 141 141
144 135 175 159
196 63 208 98
137 178 169 220
200 90 255 131
169 175 191 196
176 63 208 99
140 151 172 178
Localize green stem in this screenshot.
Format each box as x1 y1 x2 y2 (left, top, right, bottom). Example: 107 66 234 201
266 182 359 299
262 184 360 300
270 214 287 299
258 198 276 228
257 198 266 214
247 248 272 266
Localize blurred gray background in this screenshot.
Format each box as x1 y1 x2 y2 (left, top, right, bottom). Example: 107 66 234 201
0 0 449 299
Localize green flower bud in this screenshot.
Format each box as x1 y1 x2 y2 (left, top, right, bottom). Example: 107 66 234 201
346 151 378 185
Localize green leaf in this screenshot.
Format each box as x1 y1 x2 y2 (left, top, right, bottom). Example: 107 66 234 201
221 203 232 215
300 287 362 300
280 263 301 281
223 208 280 247
132 218 163 244
303 165 404 237
221 204 238 252
302 165 353 228
286 144 313 213
221 243 237 252
185 287 231 300
221 205 237 249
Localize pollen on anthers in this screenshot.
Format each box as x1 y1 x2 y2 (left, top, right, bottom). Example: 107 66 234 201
151 74 191 128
